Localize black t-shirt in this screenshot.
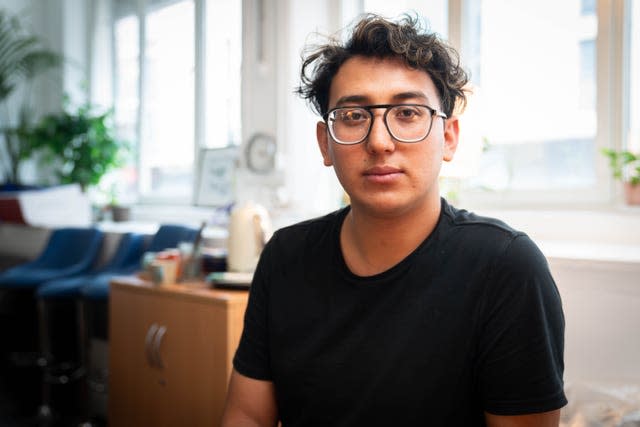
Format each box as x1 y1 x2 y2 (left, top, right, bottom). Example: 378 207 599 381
234 199 567 426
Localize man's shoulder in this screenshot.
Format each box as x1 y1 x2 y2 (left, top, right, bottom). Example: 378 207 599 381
440 200 550 276
441 199 522 242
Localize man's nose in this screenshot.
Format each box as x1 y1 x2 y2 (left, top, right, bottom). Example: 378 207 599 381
365 113 395 153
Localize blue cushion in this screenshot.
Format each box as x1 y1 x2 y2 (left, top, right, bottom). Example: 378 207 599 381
37 233 146 300
79 272 116 301
36 275 91 298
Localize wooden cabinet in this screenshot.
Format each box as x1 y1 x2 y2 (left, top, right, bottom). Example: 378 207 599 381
108 276 248 427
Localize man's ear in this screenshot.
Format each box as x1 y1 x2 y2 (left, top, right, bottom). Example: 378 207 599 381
442 116 460 162
317 121 333 166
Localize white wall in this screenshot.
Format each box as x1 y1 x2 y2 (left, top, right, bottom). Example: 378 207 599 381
0 0 67 117
0 0 25 14
550 257 640 384
0 0 91 183
238 0 343 216
479 207 640 384
278 0 344 216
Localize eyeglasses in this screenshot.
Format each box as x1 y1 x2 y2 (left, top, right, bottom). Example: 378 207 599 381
323 104 447 145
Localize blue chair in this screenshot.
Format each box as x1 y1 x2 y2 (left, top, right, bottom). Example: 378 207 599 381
0 227 103 419
0 227 104 289
34 232 145 422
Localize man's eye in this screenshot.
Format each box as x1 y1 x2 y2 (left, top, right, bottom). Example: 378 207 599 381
395 107 421 119
339 110 367 121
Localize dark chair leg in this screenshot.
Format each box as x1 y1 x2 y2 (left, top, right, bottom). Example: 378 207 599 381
38 298 93 425
76 299 94 425
84 299 109 426
37 299 53 420
1 289 41 416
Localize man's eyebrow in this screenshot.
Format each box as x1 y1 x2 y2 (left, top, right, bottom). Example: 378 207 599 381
334 95 369 106
392 91 429 102
333 91 431 107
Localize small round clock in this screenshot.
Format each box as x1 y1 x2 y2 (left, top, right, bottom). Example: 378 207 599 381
245 133 276 174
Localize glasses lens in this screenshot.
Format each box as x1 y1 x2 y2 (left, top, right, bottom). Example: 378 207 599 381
329 108 370 144
386 105 432 142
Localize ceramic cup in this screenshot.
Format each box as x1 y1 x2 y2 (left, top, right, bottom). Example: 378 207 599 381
150 259 178 285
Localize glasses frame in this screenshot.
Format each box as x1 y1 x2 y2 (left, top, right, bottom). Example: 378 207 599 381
322 103 448 145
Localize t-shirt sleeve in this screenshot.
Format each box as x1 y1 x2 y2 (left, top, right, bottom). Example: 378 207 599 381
232 237 275 381
477 233 567 415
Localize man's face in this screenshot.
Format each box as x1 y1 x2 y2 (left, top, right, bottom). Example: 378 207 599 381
316 55 459 218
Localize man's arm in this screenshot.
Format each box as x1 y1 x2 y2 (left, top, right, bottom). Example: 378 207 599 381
221 369 278 427
485 409 561 427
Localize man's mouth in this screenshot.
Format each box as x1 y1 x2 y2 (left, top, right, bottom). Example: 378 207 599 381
363 165 403 182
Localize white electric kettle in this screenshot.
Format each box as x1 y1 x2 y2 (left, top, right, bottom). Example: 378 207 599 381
227 202 272 273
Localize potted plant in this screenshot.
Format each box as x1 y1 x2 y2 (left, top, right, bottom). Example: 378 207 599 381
27 103 128 193
0 9 62 186
601 148 640 205
103 181 132 222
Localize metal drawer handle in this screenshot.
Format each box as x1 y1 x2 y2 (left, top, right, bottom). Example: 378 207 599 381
153 325 167 369
145 323 159 367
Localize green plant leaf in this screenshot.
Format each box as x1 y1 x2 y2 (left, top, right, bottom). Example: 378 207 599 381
601 148 640 184
27 104 128 191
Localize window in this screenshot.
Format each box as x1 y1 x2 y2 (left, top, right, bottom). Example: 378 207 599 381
459 0 599 202
581 0 597 16
112 15 140 202
579 39 596 109
629 0 640 153
112 0 241 203
141 0 195 199
348 1 606 205
205 0 242 149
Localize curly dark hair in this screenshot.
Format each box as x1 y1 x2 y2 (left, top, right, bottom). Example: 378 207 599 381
296 14 469 118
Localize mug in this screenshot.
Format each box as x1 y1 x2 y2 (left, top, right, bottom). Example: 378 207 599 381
150 259 178 285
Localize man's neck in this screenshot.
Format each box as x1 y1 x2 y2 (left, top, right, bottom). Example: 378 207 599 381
340 197 442 277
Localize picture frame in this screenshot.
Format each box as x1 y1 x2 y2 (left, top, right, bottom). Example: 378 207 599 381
194 146 238 207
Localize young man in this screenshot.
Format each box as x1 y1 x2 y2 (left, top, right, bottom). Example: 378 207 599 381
222 14 566 427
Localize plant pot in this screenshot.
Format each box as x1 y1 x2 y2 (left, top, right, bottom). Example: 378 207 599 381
623 182 640 205
111 205 132 222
